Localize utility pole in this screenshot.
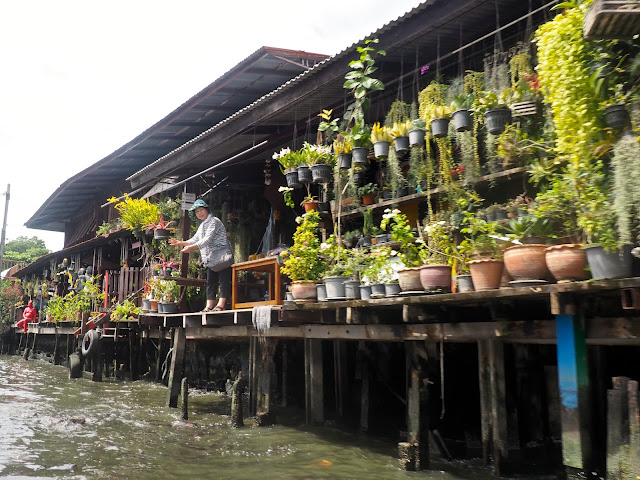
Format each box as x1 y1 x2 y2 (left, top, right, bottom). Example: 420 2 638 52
0 184 10 275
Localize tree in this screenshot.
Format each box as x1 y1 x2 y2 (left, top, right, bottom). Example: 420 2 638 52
3 236 50 264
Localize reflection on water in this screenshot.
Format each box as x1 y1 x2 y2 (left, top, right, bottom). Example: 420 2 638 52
0 356 518 479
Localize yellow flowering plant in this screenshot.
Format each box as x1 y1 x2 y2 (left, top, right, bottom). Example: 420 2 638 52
280 211 327 282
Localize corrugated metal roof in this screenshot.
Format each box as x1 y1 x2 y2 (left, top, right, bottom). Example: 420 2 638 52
25 47 328 233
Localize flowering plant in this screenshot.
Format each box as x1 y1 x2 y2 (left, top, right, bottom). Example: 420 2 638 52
361 246 402 284
280 211 327 282
278 186 295 209
145 214 178 232
380 209 424 267
273 147 302 170
301 142 336 166
420 218 459 266
108 194 159 232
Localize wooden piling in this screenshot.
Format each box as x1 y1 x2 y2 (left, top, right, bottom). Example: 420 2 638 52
478 339 508 476
281 342 287 407
333 341 347 420
155 327 164 383
398 442 418 471
305 338 323 425
404 341 429 470
249 336 257 416
181 377 188 421
255 338 277 426
166 327 186 408
231 372 243 428
91 336 103 382
607 376 639 479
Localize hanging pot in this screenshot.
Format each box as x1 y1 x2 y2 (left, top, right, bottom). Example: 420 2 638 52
603 104 630 130
310 164 332 184
285 168 302 188
297 164 313 184
338 153 352 169
352 147 369 164
408 129 425 147
419 264 452 292
484 107 512 135
373 141 390 158
430 118 450 138
583 244 633 280
452 109 473 132
317 202 330 214
394 136 410 152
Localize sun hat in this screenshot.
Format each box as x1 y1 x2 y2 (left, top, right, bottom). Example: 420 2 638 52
188 198 209 220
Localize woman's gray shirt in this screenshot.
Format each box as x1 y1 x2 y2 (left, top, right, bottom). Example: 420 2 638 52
186 214 229 268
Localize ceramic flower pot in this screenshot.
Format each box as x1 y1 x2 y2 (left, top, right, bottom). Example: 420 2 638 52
290 282 318 301
503 244 551 281
419 264 452 292
468 259 504 290
398 267 422 292
545 244 590 282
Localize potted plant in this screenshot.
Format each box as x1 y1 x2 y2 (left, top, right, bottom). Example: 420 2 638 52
418 218 459 293
473 91 512 135
280 211 327 301
450 93 474 132
408 118 427 146
371 122 393 158
357 183 378 206
333 135 353 169
158 279 179 314
460 211 505 290
352 163 368 187
429 105 452 138
380 209 425 292
362 246 399 297
108 194 160 237
145 214 178 240
348 123 371 164
273 147 302 188
302 142 336 184
361 208 375 246
110 299 142 322
390 119 412 152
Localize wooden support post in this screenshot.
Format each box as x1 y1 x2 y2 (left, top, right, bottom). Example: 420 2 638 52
91 337 103 382
166 327 186 408
628 380 640 477
231 372 243 428
155 327 164 383
477 339 508 476
53 330 59 365
555 312 593 473
281 342 287 407
359 343 369 433
181 377 189 420
256 338 277 426
403 341 429 471
333 341 347 420
249 336 258 416
305 338 323 425
128 328 135 381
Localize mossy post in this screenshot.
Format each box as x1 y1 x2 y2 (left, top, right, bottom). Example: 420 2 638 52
231 371 243 428
180 377 188 421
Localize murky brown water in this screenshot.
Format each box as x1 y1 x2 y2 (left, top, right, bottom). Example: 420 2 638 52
0 355 546 479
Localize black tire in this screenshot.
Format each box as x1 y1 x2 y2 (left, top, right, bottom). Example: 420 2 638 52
81 330 100 357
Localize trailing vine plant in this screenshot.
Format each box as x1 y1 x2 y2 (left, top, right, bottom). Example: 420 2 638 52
612 135 640 244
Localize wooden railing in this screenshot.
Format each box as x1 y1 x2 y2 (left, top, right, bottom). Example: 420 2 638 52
103 267 150 307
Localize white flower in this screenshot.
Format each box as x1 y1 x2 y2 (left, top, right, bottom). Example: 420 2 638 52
392 209 401 215
320 243 330 250
278 186 293 193
295 216 303 224
384 208 392 213
415 238 425 244
390 250 398 256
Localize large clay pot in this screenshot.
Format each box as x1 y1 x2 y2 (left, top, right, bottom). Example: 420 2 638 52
398 267 422 292
503 244 551 281
290 282 317 301
468 259 504 290
419 264 452 292
545 244 590 282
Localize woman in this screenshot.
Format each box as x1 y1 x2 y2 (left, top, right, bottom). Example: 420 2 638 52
169 199 232 312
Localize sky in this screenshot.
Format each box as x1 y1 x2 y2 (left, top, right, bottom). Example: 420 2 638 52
0 0 425 253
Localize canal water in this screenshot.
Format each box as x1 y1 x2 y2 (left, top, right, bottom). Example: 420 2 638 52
0 356 545 479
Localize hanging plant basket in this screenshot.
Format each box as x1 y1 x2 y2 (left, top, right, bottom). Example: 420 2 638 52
352 147 369 164
484 107 512 135
338 153 352 169
310 164 332 184
452 109 473 132
297 164 313 184
584 0 640 39
373 141 390 158
430 118 450 138
408 129 425 147
603 104 631 130
285 168 302 188
394 136 410 152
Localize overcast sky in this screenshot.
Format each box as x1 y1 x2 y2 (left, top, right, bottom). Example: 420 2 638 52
0 0 425 252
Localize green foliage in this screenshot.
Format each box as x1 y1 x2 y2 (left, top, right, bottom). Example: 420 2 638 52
362 246 398 284
96 219 121 236
0 281 23 327
357 183 378 196
418 81 449 122
421 218 459 266
612 135 640 244
3 236 50 264
385 148 406 198
385 100 411 127
272 147 302 170
108 194 159 232
380 209 423 267
111 299 141 322
280 211 327 282
460 210 504 259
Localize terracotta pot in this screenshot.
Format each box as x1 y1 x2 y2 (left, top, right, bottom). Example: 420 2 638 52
545 244 590 282
419 264 452 292
361 194 375 206
468 259 504 290
149 299 159 313
397 267 422 292
503 244 551 281
302 200 318 212
290 282 318 301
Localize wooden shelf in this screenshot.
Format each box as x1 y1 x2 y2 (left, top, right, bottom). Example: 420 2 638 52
338 166 527 221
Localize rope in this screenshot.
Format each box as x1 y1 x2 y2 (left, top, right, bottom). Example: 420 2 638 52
162 347 174 382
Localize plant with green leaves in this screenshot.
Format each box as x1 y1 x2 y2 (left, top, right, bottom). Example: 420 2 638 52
380 208 424 267
280 211 327 282
272 147 302 171
385 100 411 127
108 194 159 233
301 142 335 166
390 119 413 138
111 299 141 322
612 135 640 244
420 217 460 266
460 210 504 259
317 109 340 144
357 183 378 197
362 246 399 284
333 134 353 155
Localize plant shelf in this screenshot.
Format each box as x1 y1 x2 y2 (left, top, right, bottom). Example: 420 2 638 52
584 0 640 39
